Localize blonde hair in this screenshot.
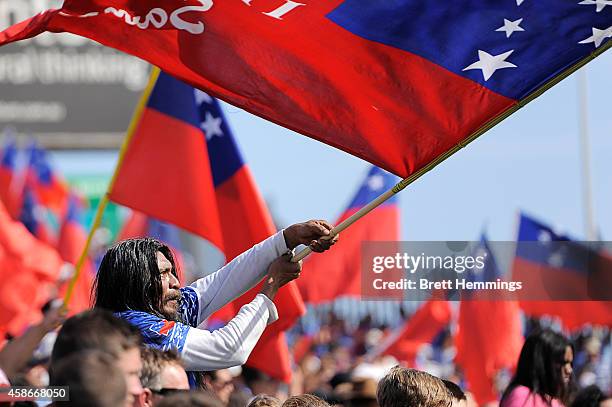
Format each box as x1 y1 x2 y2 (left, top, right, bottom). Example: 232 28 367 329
377 367 453 407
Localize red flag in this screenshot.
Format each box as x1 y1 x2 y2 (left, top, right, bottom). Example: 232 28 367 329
0 137 21 219
455 238 523 405
378 301 451 367
117 210 148 240
57 195 93 315
0 200 63 336
110 71 304 382
1 2 607 178
298 167 399 304
0 193 63 284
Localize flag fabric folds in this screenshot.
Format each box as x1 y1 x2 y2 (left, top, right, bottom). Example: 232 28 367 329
0 136 21 218
455 237 523 405
298 166 399 304
110 71 305 382
57 195 94 315
1 2 609 177
378 300 451 367
511 213 612 330
25 142 69 216
0 199 64 336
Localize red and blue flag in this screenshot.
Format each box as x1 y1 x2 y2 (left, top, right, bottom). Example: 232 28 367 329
0 135 21 219
298 166 399 304
111 71 305 383
19 185 55 247
0 1 609 177
25 142 69 216
511 213 612 329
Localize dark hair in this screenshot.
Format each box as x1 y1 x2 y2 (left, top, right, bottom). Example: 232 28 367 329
140 347 183 390
94 238 179 317
49 350 127 407
502 329 573 405
155 390 224 407
570 385 608 407
442 380 466 401
51 309 142 362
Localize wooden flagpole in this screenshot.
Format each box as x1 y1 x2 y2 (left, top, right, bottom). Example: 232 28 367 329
62 67 161 309
291 40 611 263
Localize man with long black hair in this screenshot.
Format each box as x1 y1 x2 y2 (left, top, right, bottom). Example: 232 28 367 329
94 220 337 384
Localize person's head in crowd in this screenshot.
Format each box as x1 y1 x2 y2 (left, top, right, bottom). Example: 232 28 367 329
248 394 282 407
376 366 452 407
203 369 235 404
51 310 144 407
155 390 224 407
227 389 253 407
501 328 574 406
282 394 330 407
139 347 189 407
95 238 182 321
243 366 282 398
346 378 379 407
442 380 466 407
49 350 127 407
571 385 612 407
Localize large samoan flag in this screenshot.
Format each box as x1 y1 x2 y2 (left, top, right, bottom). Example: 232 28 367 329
0 1 610 177
511 213 612 330
110 71 305 382
298 166 399 304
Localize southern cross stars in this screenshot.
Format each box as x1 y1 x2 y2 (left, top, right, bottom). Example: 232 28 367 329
579 25 612 48
496 18 525 38
367 174 384 191
200 112 224 140
194 89 213 105
463 50 517 81
578 0 612 12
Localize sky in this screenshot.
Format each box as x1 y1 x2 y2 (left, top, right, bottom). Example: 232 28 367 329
53 50 612 243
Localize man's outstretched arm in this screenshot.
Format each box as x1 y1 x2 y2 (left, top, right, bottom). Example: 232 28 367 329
181 254 301 370
189 220 337 324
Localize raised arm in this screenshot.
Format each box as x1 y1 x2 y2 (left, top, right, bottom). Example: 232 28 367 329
190 220 338 324
189 231 287 324
181 255 301 371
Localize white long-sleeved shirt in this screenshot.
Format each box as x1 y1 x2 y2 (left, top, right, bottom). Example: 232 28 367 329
117 230 288 371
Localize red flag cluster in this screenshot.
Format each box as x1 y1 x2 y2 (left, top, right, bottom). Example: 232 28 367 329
0 138 94 337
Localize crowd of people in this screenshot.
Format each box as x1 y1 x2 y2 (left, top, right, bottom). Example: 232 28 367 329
0 219 610 406
0 306 611 407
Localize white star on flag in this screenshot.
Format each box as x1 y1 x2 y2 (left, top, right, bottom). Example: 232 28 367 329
578 0 612 12
200 112 224 140
578 25 612 48
367 174 384 191
496 18 525 38
194 89 213 105
548 251 564 268
462 50 517 81
516 0 526 5
537 230 552 244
